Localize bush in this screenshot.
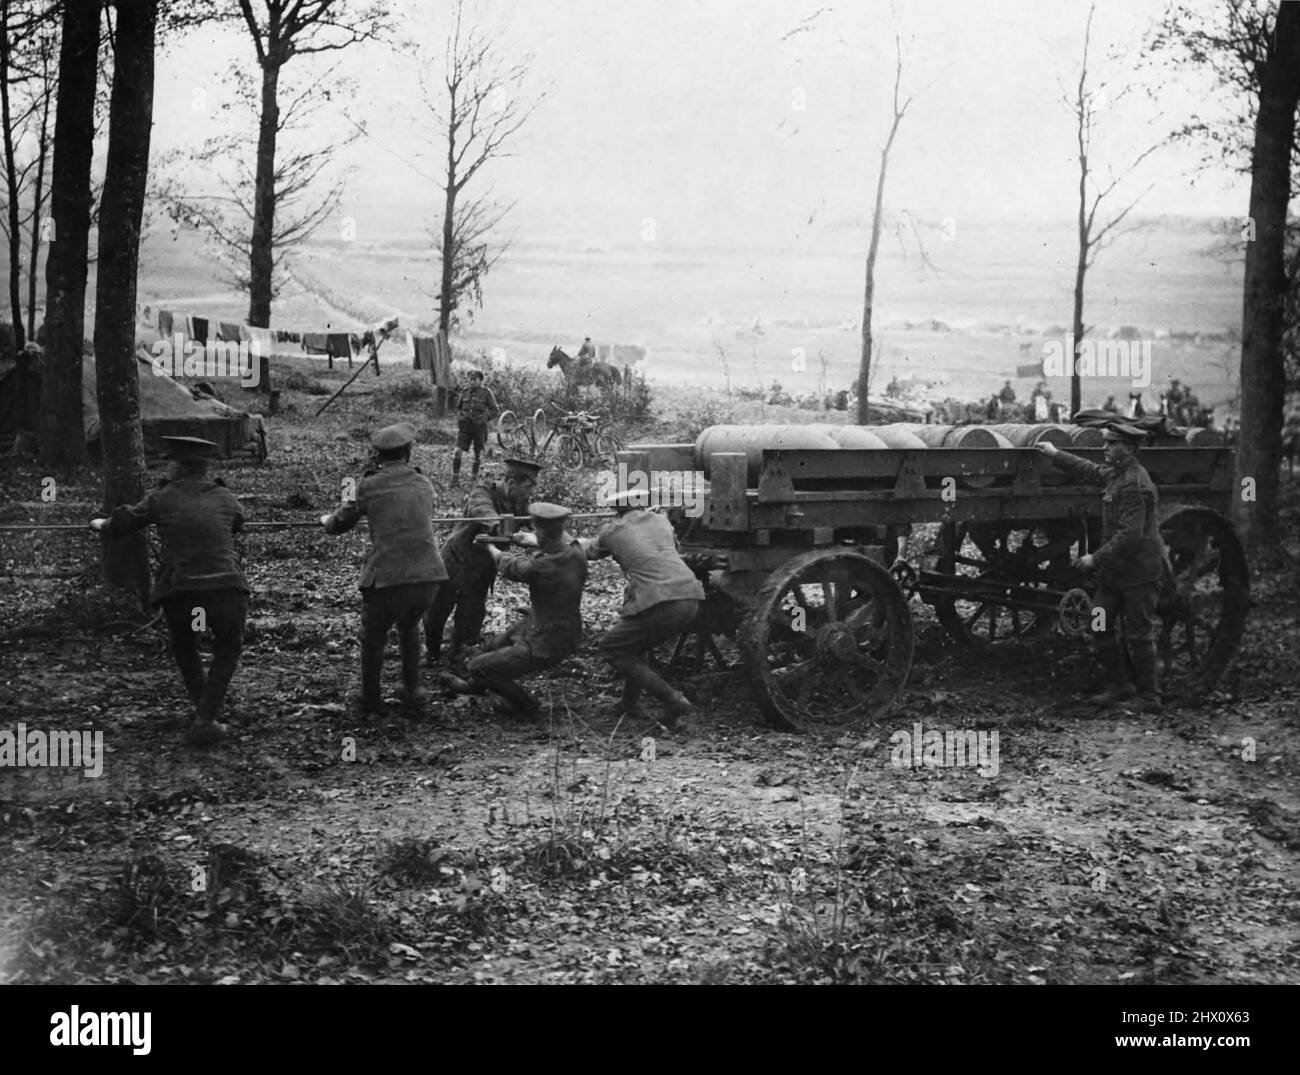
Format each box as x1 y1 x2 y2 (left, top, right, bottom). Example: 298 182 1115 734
677 393 736 439
369 373 435 408
280 368 331 395
454 346 656 426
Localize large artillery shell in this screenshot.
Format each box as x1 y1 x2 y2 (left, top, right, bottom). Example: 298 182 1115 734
1069 426 1106 448
694 424 840 480
985 423 1074 448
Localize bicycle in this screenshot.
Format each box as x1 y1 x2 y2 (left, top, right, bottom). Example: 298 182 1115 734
495 405 621 469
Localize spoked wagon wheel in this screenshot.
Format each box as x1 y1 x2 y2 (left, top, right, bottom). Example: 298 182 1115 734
929 520 1076 647
740 550 914 733
1157 507 1250 693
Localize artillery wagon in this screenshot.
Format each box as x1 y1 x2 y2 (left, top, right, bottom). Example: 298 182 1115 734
620 423 1250 733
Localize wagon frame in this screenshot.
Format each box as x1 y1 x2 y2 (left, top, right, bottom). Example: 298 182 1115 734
619 431 1250 733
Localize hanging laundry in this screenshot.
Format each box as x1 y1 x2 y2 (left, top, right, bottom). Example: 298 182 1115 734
302 333 330 355
157 310 173 337
326 333 353 361
431 330 452 386
412 335 437 373
240 325 275 355
217 322 242 343
191 316 209 345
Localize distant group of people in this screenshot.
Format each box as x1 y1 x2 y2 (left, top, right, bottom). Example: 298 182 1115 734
981 377 1217 428
89 422 704 747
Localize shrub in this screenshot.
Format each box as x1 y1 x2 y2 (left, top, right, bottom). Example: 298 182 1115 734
677 393 736 439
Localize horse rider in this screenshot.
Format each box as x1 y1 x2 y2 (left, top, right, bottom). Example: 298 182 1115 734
580 490 702 729
90 436 249 747
1036 421 1163 713
453 368 499 487
577 337 596 363
440 502 587 719
424 455 540 664
321 422 447 716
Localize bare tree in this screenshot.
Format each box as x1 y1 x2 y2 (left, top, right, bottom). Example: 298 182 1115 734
1067 3 1161 416
40 0 99 470
1152 0 1300 546
0 0 57 349
857 34 911 426
153 64 357 304
93 0 157 601
233 0 388 331
418 0 541 338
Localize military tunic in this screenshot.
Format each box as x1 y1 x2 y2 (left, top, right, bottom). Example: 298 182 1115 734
424 479 531 656
1050 450 1164 697
103 474 249 721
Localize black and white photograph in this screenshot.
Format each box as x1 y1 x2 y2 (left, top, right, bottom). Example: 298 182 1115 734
0 0 1296 1036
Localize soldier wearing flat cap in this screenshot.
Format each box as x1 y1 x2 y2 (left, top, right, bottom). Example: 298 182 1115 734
578 489 702 729
440 502 587 719
423 454 540 664
452 369 499 486
90 436 248 747
1038 421 1164 712
322 422 447 714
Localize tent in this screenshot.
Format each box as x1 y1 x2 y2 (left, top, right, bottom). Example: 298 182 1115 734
0 346 261 459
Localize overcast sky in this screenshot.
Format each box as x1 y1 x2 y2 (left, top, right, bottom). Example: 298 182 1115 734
149 0 1247 249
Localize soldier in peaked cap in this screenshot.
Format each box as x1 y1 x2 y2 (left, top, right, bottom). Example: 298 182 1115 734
1038 420 1164 713
89 436 248 747
423 454 541 665
440 502 587 719
322 422 447 715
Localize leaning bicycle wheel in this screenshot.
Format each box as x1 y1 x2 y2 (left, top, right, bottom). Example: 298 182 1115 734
556 433 586 469
496 411 519 449
531 409 549 449
592 431 621 469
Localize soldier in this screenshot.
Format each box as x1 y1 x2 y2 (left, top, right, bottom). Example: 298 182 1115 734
452 369 499 486
1037 421 1163 712
998 380 1017 404
577 337 596 362
424 455 540 664
440 502 587 719
321 422 447 715
580 491 702 729
89 436 248 747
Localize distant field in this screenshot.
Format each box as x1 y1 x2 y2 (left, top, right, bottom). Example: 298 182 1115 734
5 214 1245 410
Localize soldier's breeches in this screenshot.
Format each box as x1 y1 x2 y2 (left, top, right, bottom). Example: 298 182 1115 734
162 589 248 720
598 599 699 706
1091 582 1159 691
361 582 439 699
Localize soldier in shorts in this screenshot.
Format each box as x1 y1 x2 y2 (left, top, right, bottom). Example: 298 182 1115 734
452 369 498 486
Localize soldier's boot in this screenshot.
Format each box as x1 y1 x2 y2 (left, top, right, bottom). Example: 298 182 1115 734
172 649 206 707
471 452 481 481
398 625 428 707
358 633 387 715
1086 639 1135 707
1129 639 1162 714
481 675 540 720
451 451 462 487
618 680 645 721
612 657 692 728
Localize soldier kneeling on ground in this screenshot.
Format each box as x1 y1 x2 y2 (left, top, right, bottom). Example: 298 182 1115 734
1037 421 1163 713
90 436 249 747
439 502 587 720
321 422 447 716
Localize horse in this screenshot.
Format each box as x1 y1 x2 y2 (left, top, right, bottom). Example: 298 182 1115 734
547 345 623 388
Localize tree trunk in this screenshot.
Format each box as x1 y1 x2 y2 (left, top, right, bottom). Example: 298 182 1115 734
27 73 50 340
857 135 895 425
1072 166 1088 416
40 0 100 470
1234 0 1300 547
434 99 457 417
0 0 26 349
94 0 156 603
246 53 278 392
